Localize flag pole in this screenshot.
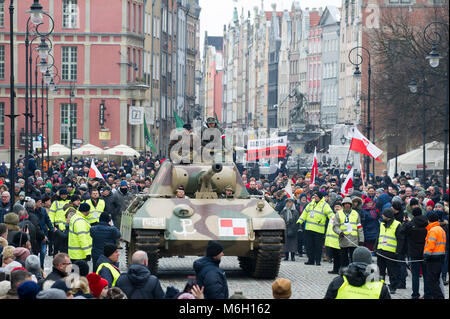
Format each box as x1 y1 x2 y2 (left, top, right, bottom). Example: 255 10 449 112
360 154 366 189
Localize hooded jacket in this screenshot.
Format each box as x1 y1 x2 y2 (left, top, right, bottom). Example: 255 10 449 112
375 193 392 214
400 214 428 259
90 221 121 267
115 263 164 299
324 263 391 299
193 256 229 299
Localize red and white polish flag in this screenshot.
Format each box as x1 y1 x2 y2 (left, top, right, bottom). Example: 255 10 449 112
88 159 104 179
311 147 318 185
341 168 354 196
218 218 248 237
349 127 383 162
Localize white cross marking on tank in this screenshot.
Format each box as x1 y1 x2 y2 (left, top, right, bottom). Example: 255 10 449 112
173 219 197 236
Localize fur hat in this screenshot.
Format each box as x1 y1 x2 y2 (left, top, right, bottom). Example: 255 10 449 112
272 278 292 299
105 287 127 299
4 212 19 227
86 273 108 298
206 240 223 257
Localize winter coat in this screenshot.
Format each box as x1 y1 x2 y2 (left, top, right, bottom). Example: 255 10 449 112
39 267 66 289
115 263 165 299
54 223 69 253
333 209 364 248
90 222 121 268
375 193 392 214
112 188 133 217
324 264 391 299
400 215 428 259
361 205 380 242
279 206 299 253
101 193 120 217
193 256 229 299
30 207 54 237
0 201 11 224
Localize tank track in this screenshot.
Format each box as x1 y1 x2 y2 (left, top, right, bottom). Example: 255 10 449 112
238 230 283 279
127 229 163 275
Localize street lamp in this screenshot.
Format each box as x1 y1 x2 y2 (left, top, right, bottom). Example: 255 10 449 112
349 46 372 180
406 61 428 184
424 21 448 195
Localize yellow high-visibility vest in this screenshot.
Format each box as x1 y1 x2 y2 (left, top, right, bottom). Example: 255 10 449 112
84 199 105 225
336 209 360 237
336 275 384 299
96 262 121 287
50 199 70 231
325 213 340 250
297 198 332 234
377 220 401 253
68 211 92 260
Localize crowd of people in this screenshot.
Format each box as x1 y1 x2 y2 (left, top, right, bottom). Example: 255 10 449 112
0 152 448 299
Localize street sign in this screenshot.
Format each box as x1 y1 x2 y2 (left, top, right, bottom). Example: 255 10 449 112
129 106 144 125
73 139 83 144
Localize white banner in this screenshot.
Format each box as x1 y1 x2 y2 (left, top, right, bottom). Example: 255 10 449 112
247 136 288 161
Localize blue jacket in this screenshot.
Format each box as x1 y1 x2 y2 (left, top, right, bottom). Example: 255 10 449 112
375 193 392 215
30 207 54 237
361 206 380 241
115 263 165 299
193 256 229 299
89 221 121 266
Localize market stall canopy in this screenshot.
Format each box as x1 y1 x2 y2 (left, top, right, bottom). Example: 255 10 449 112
49 144 71 157
388 141 449 177
103 144 140 157
72 143 104 156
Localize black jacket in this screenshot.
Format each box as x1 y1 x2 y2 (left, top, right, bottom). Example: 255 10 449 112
193 256 229 299
39 267 66 289
115 263 165 299
324 264 391 299
400 215 428 259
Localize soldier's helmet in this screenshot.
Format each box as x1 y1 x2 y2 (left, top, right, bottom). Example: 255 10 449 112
206 117 216 124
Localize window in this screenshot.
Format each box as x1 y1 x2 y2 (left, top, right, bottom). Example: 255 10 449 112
0 2 4 28
63 0 78 29
0 45 4 79
61 46 77 81
60 103 77 146
0 102 4 145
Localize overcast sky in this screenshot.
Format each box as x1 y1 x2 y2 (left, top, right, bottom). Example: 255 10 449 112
199 0 342 54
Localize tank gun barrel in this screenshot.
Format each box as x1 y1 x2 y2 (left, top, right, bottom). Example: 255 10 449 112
201 163 223 185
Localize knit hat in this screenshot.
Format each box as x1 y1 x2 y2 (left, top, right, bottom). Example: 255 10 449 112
3 261 22 275
13 247 30 262
59 188 68 195
25 254 41 273
314 191 324 200
392 201 402 211
72 260 90 277
382 208 395 219
427 211 439 222
86 273 108 298
12 203 25 215
70 194 81 202
272 278 292 299
177 292 196 299
36 288 67 299
426 200 435 208
412 207 423 217
79 203 90 213
103 243 118 258
17 280 41 299
409 198 419 206
206 240 224 257
120 180 128 187
51 280 72 293
352 246 372 265
99 212 111 223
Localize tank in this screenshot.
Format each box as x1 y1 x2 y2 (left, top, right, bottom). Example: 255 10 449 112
120 160 286 279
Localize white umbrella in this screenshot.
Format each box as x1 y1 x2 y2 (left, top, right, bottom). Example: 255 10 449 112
73 143 104 156
48 144 71 157
104 144 140 157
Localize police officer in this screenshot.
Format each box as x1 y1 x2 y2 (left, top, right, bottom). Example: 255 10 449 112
84 188 105 226
333 197 364 268
375 208 404 295
68 202 92 263
297 191 333 265
324 246 391 299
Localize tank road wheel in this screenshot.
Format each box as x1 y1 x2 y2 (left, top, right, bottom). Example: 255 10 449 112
251 230 283 279
133 229 163 275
